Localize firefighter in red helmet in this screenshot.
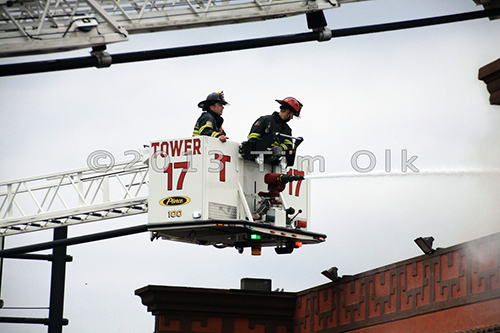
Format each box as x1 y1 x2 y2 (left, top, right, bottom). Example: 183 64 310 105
247 96 303 151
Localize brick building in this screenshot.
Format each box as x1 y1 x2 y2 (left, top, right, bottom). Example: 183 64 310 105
136 232 500 333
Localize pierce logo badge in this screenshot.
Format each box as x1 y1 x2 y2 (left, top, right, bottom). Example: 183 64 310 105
160 196 191 206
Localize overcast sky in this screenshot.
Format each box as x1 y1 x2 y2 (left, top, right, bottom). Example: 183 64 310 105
1 0 500 332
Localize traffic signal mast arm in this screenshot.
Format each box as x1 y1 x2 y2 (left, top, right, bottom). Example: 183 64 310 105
0 0 374 57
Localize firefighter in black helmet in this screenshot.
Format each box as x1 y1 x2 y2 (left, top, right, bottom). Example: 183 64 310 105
192 91 229 142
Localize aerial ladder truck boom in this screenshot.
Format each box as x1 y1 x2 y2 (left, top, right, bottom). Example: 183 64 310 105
0 160 149 236
0 137 325 254
0 0 373 58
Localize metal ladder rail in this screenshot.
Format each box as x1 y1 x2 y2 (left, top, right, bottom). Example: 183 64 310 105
0 0 374 57
0 161 149 236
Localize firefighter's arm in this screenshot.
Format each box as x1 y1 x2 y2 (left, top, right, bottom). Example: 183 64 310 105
272 131 293 151
197 119 222 138
276 138 293 150
218 127 228 142
247 117 267 141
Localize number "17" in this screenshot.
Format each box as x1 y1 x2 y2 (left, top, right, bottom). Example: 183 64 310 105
164 162 189 190
287 169 304 197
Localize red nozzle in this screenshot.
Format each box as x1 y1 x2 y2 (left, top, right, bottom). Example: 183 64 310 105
264 173 304 186
264 173 283 186
259 173 304 198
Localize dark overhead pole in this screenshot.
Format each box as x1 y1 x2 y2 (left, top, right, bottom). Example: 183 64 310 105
0 317 69 325
0 224 149 257
48 226 69 333
0 31 322 77
0 237 4 309
1 8 500 77
0 253 73 261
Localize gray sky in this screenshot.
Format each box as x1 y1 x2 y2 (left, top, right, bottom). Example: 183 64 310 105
1 0 500 332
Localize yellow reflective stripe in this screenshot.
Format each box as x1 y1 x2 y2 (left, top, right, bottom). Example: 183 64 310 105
248 133 261 140
198 123 213 134
193 122 219 137
271 139 292 150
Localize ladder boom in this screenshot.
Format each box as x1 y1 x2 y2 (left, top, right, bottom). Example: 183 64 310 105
0 0 373 57
0 161 149 236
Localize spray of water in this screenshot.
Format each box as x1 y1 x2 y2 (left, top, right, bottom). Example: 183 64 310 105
303 169 500 180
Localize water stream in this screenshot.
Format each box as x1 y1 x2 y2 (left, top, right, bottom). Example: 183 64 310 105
303 169 500 180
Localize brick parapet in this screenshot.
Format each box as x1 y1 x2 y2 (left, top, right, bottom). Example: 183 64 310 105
135 233 500 333
294 232 500 332
136 285 296 332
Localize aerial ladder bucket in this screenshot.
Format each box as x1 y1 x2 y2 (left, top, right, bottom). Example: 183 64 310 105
147 136 326 255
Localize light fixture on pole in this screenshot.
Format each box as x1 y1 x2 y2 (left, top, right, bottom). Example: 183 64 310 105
414 236 435 255
321 267 340 282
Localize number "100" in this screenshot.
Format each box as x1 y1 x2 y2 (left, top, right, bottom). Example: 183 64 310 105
168 210 182 218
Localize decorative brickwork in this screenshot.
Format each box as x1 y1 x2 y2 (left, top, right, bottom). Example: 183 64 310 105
294 233 500 332
136 233 500 333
